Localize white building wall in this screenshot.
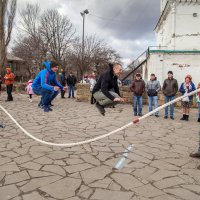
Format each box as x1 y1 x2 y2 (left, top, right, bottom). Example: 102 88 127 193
144 53 200 86
156 1 200 50
175 4 200 50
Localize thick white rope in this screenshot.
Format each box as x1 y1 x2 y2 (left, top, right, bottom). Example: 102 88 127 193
0 88 200 147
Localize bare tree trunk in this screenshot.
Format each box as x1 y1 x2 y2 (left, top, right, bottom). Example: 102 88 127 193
0 0 17 71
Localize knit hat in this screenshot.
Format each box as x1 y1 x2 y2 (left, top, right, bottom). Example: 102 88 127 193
168 71 173 75
185 74 192 81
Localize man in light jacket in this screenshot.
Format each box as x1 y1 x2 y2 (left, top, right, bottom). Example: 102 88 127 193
146 73 161 117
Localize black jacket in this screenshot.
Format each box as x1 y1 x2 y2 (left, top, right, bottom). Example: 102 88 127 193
92 65 120 101
163 78 178 96
67 75 77 86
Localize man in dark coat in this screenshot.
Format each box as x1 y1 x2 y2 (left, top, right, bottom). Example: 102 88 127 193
93 63 124 116
66 72 77 98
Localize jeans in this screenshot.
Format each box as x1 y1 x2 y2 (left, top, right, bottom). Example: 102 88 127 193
164 96 175 117
148 96 159 115
68 85 75 97
133 96 143 115
33 87 59 106
6 84 13 101
198 102 200 119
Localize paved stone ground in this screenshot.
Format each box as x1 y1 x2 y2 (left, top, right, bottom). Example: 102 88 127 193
0 92 200 200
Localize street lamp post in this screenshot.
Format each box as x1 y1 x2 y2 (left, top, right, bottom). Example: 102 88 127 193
80 9 89 79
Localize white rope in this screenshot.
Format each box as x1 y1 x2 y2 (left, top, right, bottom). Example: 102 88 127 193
0 88 200 147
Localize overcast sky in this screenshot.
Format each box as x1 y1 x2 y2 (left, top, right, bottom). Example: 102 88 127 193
16 0 160 66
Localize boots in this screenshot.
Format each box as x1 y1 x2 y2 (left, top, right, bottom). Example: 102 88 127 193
185 115 189 121
180 114 186 120
198 118 200 122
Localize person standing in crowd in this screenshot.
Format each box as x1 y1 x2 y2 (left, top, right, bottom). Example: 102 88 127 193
88 72 97 104
196 83 200 122
25 80 34 102
4 68 15 101
92 63 124 116
32 61 66 112
60 69 67 98
162 71 178 120
179 75 196 121
0 74 2 96
130 73 145 116
146 73 161 117
66 72 77 98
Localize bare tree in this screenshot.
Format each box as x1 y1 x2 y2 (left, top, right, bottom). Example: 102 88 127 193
69 34 121 79
0 0 17 70
40 9 75 65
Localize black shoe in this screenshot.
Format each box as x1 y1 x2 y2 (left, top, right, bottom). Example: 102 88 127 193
170 116 174 120
49 103 54 107
180 114 186 120
95 103 105 116
190 153 200 158
164 116 168 119
185 115 189 121
134 113 137 116
138 113 143 116
197 118 200 122
48 106 53 111
197 165 200 170
155 115 159 117
0 123 5 128
68 96 71 98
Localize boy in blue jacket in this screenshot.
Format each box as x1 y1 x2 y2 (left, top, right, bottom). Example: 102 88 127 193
32 61 66 112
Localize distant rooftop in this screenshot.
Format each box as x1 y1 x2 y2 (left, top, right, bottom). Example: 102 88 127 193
7 54 24 62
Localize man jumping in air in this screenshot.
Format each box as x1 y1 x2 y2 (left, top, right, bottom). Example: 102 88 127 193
92 63 124 116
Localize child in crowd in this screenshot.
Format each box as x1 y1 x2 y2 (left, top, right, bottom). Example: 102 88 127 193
25 80 34 102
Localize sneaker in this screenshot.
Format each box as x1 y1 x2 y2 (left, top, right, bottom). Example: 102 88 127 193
164 116 168 119
0 123 5 128
134 113 137 116
95 103 105 116
190 153 200 159
155 115 159 118
170 116 174 120
48 106 53 111
29 99 32 102
138 113 143 116
43 106 50 112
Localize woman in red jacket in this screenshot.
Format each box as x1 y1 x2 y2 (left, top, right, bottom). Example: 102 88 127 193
4 68 15 101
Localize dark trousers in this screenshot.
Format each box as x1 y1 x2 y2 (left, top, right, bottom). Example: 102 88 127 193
33 87 59 106
6 84 13 101
68 85 75 97
60 90 65 98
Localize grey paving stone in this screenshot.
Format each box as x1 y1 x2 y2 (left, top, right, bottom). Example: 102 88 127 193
111 173 143 190
4 171 30 185
22 191 45 200
164 188 200 200
20 175 62 192
91 188 134 200
42 165 66 176
39 177 81 199
0 185 20 200
132 184 164 198
81 166 112 184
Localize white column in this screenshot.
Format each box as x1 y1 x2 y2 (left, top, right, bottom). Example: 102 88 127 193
171 1 176 50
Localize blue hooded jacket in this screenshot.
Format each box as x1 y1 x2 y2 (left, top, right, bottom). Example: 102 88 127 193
32 61 63 92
